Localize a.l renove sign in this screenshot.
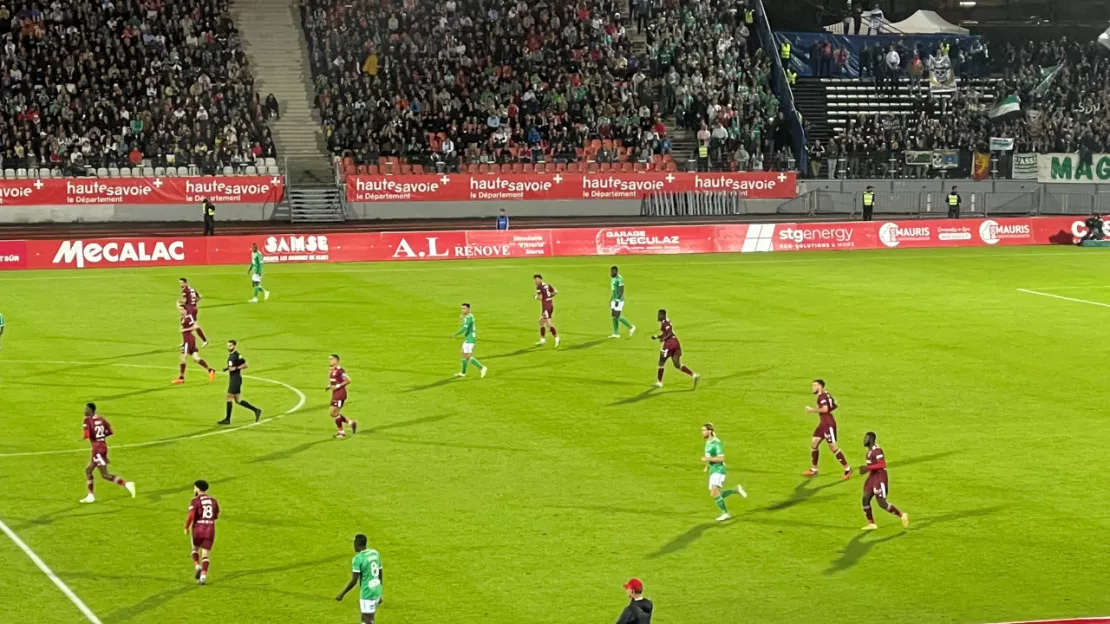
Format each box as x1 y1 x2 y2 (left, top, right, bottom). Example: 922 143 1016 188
0 216 1089 271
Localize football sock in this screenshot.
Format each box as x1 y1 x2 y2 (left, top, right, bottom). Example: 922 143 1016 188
196 359 210 370
612 317 620 334
192 552 200 566
886 503 902 516
810 448 820 467
549 327 557 337
112 476 126 487
619 317 633 328
201 558 210 575
461 359 469 374
225 402 233 419
540 327 546 338
722 488 738 499
337 414 349 425
179 363 187 377
334 416 345 432
680 365 694 377
196 328 208 342
863 504 875 522
657 367 664 382
714 496 728 513
86 476 95 493
239 400 258 413
834 450 849 468
254 286 263 297
469 357 484 370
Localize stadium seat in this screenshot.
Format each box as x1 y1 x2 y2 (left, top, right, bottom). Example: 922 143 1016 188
154 167 166 177
121 168 133 177
108 167 120 178
15 168 27 179
143 167 155 177
245 165 258 175
267 165 281 175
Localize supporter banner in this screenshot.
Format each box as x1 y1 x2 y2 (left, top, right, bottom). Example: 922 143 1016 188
989 138 1014 151
7 217 1090 270
0 176 284 206
1012 153 1038 180
345 172 798 202
1037 153 1110 183
905 151 932 166
932 150 959 170
972 152 991 181
927 54 957 94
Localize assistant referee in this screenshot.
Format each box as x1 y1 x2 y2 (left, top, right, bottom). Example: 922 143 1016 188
218 340 263 425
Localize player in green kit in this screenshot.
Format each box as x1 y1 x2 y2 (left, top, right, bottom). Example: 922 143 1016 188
336 533 383 623
608 266 635 338
247 243 270 303
453 303 487 378
701 423 746 521
0 311 5 349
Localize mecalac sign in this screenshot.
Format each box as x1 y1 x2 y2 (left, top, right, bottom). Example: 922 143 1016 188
51 239 187 268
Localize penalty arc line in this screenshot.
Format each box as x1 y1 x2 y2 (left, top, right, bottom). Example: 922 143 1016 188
0 360 307 458
0 517 104 623
1016 288 1110 308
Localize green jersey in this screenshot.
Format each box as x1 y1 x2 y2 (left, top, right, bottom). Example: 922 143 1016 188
250 251 264 276
610 274 625 302
352 549 383 601
0 312 5 328
705 437 726 475
455 313 477 344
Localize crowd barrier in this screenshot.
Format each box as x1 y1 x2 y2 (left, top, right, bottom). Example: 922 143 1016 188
0 216 1092 271
0 176 284 206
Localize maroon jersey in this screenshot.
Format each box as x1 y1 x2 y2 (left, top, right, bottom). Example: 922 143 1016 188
181 313 198 353
658 318 679 348
329 366 350 404
187 494 220 548
182 286 200 315
83 414 113 465
816 391 838 428
865 445 887 475
864 445 889 496
536 282 555 317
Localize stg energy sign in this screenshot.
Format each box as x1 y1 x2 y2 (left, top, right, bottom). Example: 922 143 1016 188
0 176 284 205
0 217 1090 271
346 171 797 202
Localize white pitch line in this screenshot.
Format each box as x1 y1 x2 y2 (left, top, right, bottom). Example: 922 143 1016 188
0 360 306 458
0 517 104 623
1016 288 1110 308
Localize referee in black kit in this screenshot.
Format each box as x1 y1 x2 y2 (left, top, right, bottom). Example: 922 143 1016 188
218 340 263 425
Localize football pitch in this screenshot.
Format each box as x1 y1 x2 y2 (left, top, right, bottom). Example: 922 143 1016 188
1 246 1109 624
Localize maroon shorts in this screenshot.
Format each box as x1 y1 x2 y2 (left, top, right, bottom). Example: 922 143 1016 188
541 302 553 319
90 443 108 467
187 305 198 320
181 337 198 355
865 471 889 497
331 390 348 408
813 421 838 445
661 340 682 359
192 528 215 551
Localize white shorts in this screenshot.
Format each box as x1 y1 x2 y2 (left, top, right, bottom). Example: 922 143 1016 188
251 274 262 285
611 300 625 313
708 472 726 490
359 598 380 614
462 342 475 355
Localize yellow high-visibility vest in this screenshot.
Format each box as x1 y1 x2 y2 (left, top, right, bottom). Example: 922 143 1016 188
947 193 959 206
862 192 874 206
786 70 797 85
698 144 709 158
744 9 754 24
780 42 791 60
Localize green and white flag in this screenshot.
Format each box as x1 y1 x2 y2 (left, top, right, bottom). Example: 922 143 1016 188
1031 64 1062 98
989 95 1021 120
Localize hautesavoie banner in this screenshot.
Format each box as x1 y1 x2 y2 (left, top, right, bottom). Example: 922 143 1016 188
1037 153 1110 183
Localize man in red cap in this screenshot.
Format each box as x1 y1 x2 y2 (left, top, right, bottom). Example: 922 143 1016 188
615 577 654 623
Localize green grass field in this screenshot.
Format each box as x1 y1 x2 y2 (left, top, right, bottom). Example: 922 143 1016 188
2 246 1110 624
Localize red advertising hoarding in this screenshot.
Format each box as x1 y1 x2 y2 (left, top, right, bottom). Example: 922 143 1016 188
0 176 284 206
5 216 1092 271
345 171 798 202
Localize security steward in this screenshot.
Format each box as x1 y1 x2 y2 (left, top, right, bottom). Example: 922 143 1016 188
202 198 216 236
786 68 797 85
862 186 875 221
779 40 791 65
697 141 710 172
946 186 961 219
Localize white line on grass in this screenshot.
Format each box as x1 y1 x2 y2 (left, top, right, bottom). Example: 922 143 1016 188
0 517 104 623
0 360 306 458
1016 288 1110 308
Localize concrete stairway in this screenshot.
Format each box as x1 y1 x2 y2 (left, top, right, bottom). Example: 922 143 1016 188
289 187 345 223
231 0 334 184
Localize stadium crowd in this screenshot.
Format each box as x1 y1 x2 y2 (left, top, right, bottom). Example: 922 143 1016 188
0 0 276 175
301 0 797 173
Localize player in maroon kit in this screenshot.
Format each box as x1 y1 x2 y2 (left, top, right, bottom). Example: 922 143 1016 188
327 353 358 438
804 379 852 478
79 402 136 503
533 274 559 347
651 309 699 388
173 304 216 385
185 479 220 585
858 431 909 530
178 277 208 346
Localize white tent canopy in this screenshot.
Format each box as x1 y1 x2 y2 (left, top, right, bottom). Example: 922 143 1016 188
888 10 969 36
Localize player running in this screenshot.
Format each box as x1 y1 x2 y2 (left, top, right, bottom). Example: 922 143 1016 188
327 353 358 438
533 274 559 347
173 304 216 385
79 403 136 503
336 533 384 623
651 309 699 388
701 423 746 521
608 266 635 338
454 303 487 378
803 379 851 478
185 479 220 585
248 243 270 303
859 431 909 530
179 277 208 346
218 340 262 425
